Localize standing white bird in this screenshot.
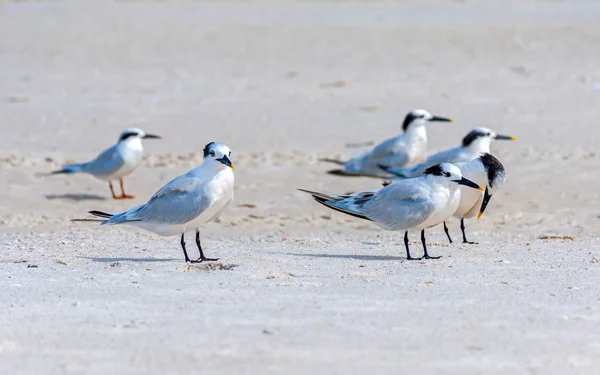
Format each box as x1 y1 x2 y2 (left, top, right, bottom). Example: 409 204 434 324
51 128 161 199
379 127 515 178
321 109 453 178
78 142 235 263
300 163 483 260
441 153 506 244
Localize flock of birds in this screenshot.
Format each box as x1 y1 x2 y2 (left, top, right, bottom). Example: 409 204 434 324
54 109 515 262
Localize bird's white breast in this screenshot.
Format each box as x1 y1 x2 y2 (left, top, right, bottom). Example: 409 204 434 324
418 183 460 229
454 164 487 219
113 138 144 178
183 168 235 232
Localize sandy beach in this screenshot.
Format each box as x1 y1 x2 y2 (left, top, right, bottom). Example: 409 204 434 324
1 0 600 373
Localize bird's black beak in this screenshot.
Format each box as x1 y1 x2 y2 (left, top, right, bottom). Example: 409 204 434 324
455 177 484 191
143 134 161 139
430 116 453 123
217 155 235 170
494 134 517 141
478 188 493 219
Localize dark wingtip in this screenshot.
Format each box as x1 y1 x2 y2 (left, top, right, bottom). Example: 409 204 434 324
88 210 113 218
377 164 390 172
327 169 357 177
50 169 68 175
319 158 346 166
312 195 328 204
378 164 407 178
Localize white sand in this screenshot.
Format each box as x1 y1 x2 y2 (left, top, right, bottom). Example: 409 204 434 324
1 0 600 373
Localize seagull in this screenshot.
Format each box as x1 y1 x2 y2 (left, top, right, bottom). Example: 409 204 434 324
299 163 483 260
441 153 506 244
379 127 515 179
76 142 235 263
320 109 453 178
51 128 161 199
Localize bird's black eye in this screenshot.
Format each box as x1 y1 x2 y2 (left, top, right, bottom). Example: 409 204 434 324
444 172 451 177
209 151 215 157
229 151 231 156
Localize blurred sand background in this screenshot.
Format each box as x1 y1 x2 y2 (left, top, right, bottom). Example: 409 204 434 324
1 0 600 373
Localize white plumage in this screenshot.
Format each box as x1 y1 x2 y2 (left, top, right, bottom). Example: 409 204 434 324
380 127 515 179
84 142 235 263
300 163 483 260
51 127 161 199
322 109 453 178
441 153 507 244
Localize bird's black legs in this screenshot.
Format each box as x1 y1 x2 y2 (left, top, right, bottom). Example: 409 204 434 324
421 229 441 259
443 221 453 243
461 218 478 244
181 233 192 263
181 232 219 263
195 230 219 262
404 231 419 260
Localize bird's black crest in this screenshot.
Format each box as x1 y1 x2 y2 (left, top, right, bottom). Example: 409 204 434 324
402 112 421 132
203 142 216 157
119 131 139 141
462 129 488 147
478 153 505 188
423 164 450 177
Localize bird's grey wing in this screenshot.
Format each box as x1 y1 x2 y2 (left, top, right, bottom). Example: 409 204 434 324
84 144 125 176
392 148 461 178
342 150 370 174
361 181 435 230
423 147 463 166
126 175 212 225
371 137 410 168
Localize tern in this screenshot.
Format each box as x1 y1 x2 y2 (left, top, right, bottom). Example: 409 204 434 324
51 128 161 199
300 163 483 260
441 153 506 244
379 127 515 179
76 142 235 263
321 109 453 178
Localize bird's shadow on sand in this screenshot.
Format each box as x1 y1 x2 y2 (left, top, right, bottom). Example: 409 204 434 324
83 257 177 263
45 193 107 202
289 253 403 261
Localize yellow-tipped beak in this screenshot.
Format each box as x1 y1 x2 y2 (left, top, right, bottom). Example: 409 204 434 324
477 211 484 220
449 119 454 123
230 163 235 170
510 136 517 141
478 185 485 191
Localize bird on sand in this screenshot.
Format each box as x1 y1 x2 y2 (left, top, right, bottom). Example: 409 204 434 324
51 128 161 199
300 163 483 260
320 109 453 178
379 127 515 178
441 153 506 244
74 142 235 263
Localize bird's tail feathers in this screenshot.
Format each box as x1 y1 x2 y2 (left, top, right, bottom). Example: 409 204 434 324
319 158 346 166
51 163 86 174
297 188 342 202
316 199 372 221
88 210 113 218
298 189 371 221
327 169 365 177
71 210 141 225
